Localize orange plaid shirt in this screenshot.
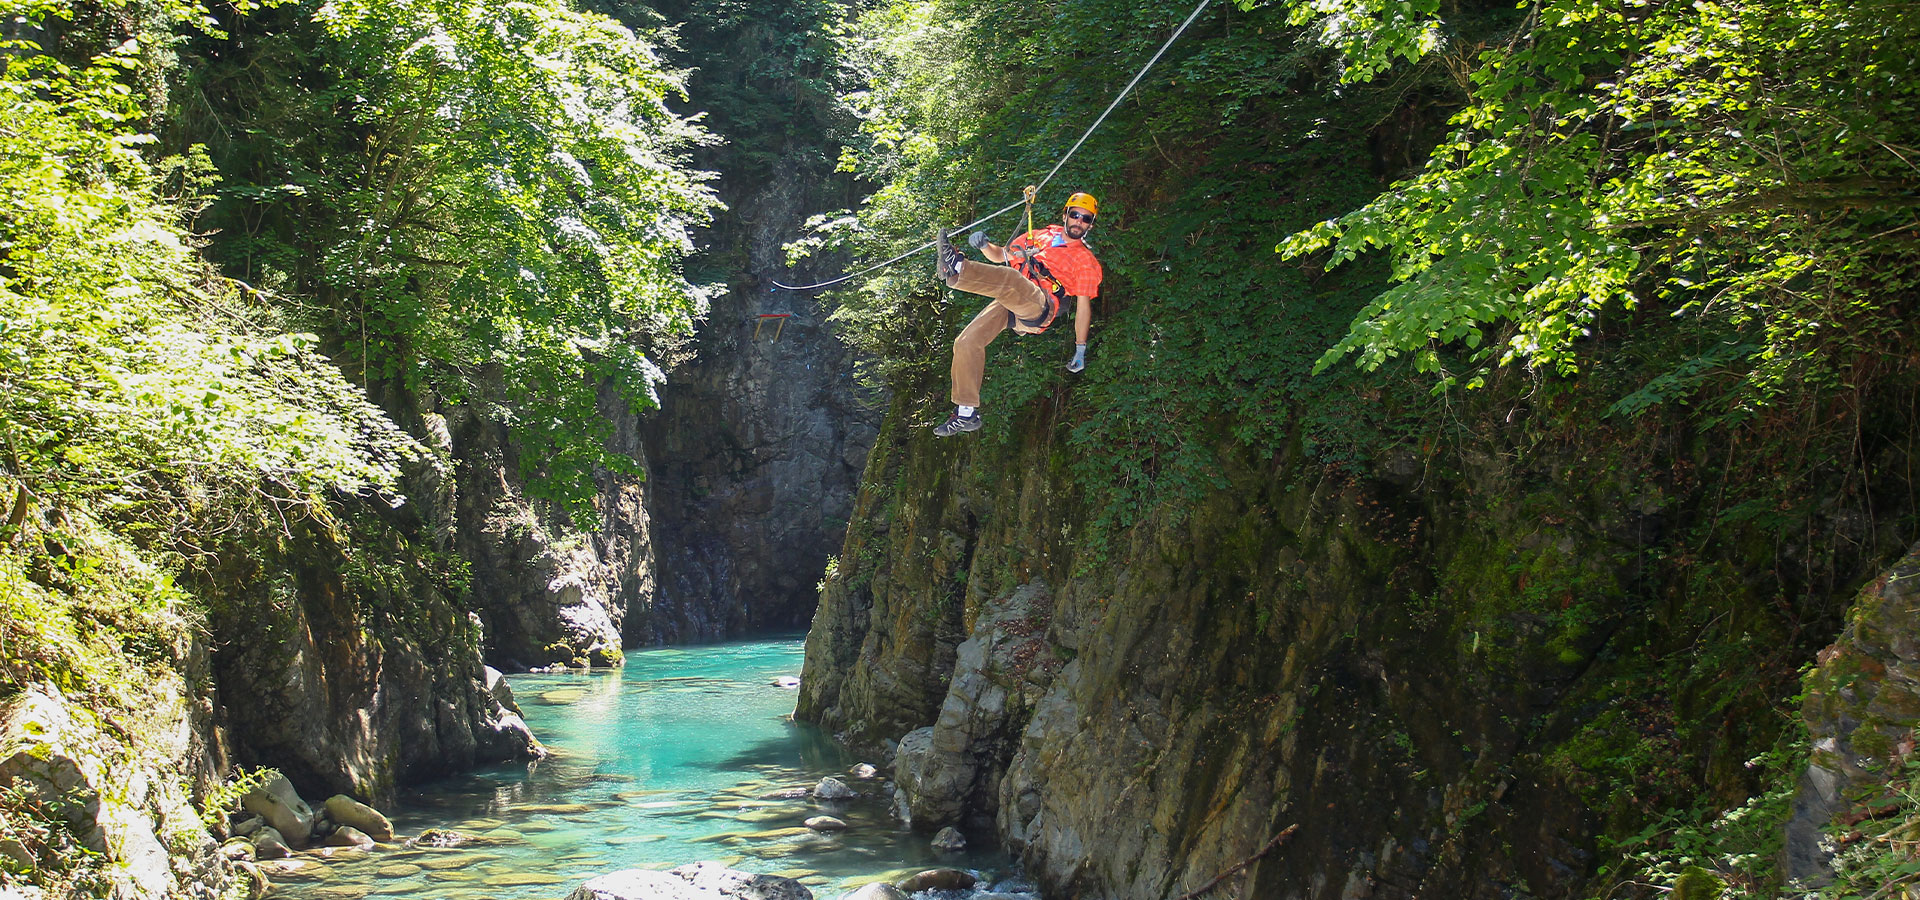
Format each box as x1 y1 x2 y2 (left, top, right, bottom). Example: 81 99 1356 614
1011 225 1103 299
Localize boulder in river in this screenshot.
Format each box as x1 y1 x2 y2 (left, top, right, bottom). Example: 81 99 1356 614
838 884 907 900
250 826 293 860
812 777 856 800
930 826 965 851
672 861 812 900
326 825 376 850
407 828 472 848
241 773 314 848
325 795 395 842
894 869 976 892
803 816 847 831
566 861 811 900
848 763 878 780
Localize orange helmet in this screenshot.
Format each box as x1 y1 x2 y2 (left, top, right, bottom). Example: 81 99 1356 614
1063 192 1099 217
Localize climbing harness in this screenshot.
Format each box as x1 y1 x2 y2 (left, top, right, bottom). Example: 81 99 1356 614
770 0 1216 292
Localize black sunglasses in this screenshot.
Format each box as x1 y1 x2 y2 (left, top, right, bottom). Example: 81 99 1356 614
1066 210 1096 223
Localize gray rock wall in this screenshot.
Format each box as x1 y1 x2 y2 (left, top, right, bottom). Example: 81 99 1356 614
451 383 653 669
1789 541 1920 885
798 390 1881 900
636 155 879 642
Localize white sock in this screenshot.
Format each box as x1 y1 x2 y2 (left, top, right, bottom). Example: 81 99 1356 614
958 405 976 417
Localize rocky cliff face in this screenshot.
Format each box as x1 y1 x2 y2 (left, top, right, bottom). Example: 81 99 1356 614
451 383 654 669
201 387 554 806
199 489 542 807
636 154 879 642
1789 540 1920 886
799 389 1898 899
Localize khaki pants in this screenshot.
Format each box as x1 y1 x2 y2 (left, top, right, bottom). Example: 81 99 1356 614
947 262 1049 408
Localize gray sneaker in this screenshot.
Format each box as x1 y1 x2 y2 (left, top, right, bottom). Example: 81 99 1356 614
934 228 965 282
932 410 981 437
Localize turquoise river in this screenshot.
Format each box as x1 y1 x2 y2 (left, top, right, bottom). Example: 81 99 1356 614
271 637 1029 899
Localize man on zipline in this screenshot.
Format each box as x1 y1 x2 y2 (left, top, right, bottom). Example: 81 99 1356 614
930 191 1104 437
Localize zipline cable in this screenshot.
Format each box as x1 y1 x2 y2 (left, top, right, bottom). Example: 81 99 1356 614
771 0 1216 292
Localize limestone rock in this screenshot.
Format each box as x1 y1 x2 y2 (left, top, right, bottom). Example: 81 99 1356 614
812 777 856 800
671 861 813 900
242 773 315 848
0 685 219 900
219 838 255 861
803 816 847 831
456 395 642 671
891 585 1051 832
1790 541 1920 885
838 885 906 900
408 828 471 847
633 149 880 644
894 869 975 892
566 861 812 900
930 826 966 851
252 826 293 860
484 666 518 708
326 825 376 849
324 794 395 842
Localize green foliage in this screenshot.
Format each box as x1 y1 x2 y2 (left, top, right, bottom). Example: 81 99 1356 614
184 0 720 516
1280 0 1920 412
197 766 279 832
1597 738 1802 899
814 0 1441 551
3 0 426 525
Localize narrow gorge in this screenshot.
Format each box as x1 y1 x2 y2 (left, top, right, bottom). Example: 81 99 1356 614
2 0 1918 898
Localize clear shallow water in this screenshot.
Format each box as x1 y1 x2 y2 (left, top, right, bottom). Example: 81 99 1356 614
270 638 1018 900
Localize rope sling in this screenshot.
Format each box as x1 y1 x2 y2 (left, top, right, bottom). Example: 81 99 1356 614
771 0 1216 292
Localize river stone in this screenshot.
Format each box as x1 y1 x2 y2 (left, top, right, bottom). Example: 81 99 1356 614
241 773 315 848
377 863 424 877
894 869 976 892
803 816 846 831
408 828 471 848
812 777 855 800
762 787 812 800
326 825 375 850
838 885 907 900
324 795 395 842
672 861 812 900
232 814 265 837
848 763 879 780
567 863 812 900
219 837 255 861
485 666 518 708
930 826 966 851
251 826 293 860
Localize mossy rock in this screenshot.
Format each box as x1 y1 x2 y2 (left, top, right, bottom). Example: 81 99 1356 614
1672 865 1723 900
